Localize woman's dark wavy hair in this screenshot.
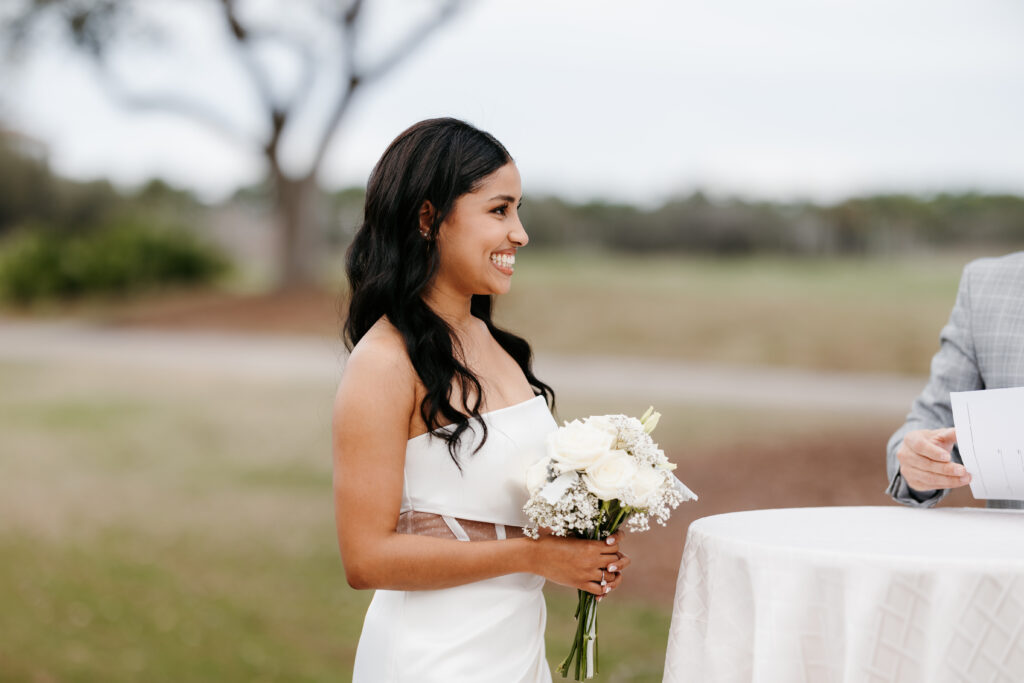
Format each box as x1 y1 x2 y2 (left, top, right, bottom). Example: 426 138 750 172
343 117 554 464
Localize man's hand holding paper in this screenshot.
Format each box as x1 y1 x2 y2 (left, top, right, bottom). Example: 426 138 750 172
895 427 972 494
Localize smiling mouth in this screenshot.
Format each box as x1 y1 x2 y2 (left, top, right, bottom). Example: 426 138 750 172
490 252 515 273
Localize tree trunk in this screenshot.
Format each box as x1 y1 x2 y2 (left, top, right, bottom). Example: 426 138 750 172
273 172 319 289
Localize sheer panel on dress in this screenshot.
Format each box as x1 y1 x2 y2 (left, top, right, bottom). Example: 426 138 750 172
396 511 520 542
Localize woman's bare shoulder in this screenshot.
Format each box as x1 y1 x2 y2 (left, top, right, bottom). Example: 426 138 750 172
336 318 416 410
349 317 410 368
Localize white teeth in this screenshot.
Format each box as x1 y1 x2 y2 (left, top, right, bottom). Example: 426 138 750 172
490 253 515 270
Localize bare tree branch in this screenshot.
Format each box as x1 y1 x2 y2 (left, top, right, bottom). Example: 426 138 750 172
343 0 365 27
93 61 257 149
217 0 281 118
361 0 460 83
246 26 318 118
306 0 462 177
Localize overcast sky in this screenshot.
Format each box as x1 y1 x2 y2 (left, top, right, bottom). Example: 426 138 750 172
3 0 1024 204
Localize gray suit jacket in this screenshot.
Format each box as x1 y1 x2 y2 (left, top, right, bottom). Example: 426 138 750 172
887 252 1024 509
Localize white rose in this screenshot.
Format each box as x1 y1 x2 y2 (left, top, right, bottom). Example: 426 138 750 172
526 457 553 495
583 415 619 441
582 450 638 500
547 420 616 473
630 465 667 506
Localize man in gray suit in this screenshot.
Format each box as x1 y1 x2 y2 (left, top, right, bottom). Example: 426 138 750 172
887 252 1024 510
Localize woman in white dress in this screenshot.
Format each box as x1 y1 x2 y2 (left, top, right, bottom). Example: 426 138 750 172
332 118 630 682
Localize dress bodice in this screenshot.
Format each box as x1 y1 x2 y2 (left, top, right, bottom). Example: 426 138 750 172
356 395 557 682
401 395 557 528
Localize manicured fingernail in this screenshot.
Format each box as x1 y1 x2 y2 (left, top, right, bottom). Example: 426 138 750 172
608 565 618 572
600 579 607 586
605 537 615 545
604 586 611 593
597 596 603 603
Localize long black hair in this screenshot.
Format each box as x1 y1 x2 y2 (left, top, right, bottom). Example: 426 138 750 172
343 117 554 463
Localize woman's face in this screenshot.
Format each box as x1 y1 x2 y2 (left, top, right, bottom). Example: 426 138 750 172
432 162 528 297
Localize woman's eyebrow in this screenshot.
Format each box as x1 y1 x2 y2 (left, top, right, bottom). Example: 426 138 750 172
487 194 519 202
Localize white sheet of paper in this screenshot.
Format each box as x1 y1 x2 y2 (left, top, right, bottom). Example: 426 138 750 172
950 387 1024 501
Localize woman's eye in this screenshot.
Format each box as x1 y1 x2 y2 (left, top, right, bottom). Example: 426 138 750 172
492 205 508 216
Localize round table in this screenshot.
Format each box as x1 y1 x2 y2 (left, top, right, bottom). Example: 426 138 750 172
663 506 1024 683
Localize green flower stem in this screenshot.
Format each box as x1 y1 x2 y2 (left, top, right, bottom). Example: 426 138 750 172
558 590 587 678
558 499 638 679
559 591 598 680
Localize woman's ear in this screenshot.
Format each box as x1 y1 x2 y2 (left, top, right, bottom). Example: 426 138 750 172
418 201 435 238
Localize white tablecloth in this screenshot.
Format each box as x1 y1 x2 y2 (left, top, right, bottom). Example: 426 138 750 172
664 507 1024 683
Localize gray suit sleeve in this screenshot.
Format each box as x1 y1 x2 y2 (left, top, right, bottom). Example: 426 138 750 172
886 262 985 507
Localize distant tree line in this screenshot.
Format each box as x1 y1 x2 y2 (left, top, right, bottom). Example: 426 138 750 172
4 131 1024 264
323 189 1024 256
0 130 203 236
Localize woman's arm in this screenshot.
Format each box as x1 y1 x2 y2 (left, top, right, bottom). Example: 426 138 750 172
332 328 622 595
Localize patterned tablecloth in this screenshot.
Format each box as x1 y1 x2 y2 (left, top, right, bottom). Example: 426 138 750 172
663 507 1024 683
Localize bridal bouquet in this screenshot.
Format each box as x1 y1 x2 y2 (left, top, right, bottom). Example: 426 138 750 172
523 407 697 680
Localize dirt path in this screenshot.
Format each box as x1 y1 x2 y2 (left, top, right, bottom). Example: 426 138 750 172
0 320 926 414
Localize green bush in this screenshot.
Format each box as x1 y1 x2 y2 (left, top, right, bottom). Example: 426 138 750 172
0 221 230 304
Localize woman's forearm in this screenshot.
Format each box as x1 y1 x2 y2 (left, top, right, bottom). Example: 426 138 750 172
343 533 538 591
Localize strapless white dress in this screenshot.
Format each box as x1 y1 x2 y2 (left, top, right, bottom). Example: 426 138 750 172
352 395 558 683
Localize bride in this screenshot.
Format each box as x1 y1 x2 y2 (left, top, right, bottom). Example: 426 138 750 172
332 118 630 682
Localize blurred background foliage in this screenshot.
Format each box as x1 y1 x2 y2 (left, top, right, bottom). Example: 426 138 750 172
0 221 228 304
0 132 228 302
2 127 1024 307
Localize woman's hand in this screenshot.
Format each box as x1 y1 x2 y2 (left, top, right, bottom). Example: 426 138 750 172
529 533 629 597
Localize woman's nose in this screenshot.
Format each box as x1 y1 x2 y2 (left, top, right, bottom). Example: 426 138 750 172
509 217 529 247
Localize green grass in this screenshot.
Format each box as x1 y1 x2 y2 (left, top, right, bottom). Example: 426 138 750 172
495 250 975 374
0 531 367 683
0 361 685 682
0 533 670 683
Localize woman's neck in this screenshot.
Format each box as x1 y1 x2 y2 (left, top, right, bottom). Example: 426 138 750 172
423 283 476 333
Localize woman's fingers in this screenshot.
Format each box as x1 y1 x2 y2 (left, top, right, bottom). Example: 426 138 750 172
608 552 630 574
538 534 632 596
595 551 631 597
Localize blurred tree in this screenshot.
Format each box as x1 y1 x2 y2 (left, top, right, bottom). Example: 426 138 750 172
0 128 124 235
3 0 461 288
0 129 57 232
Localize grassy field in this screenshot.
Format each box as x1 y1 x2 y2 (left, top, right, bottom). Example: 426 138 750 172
0 361 697 683
493 250 973 375
0 355 922 682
